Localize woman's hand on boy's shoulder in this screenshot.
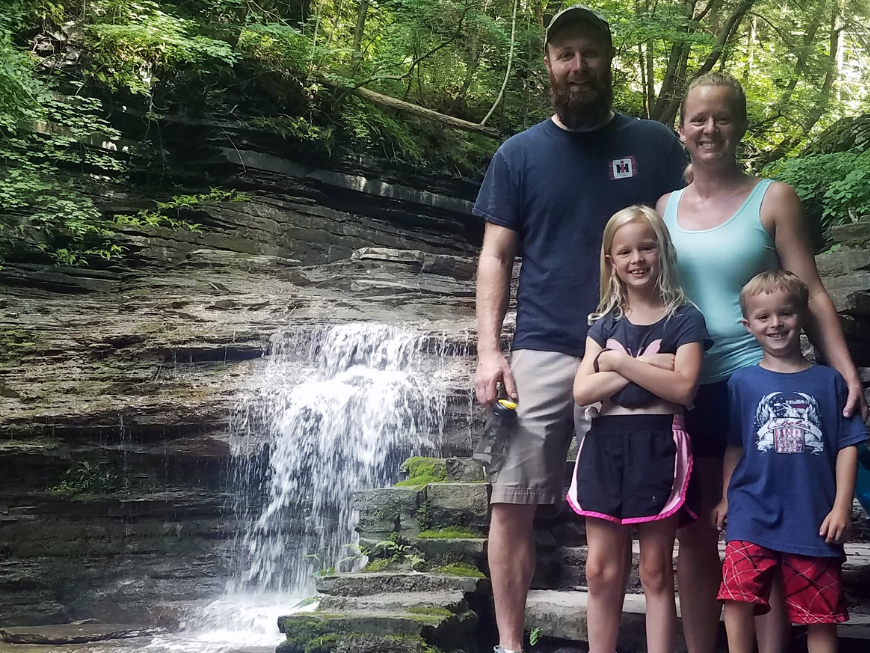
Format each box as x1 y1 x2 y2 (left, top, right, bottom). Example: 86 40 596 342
819 506 852 545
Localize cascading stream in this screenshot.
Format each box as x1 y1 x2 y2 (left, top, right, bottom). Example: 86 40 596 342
231 323 448 594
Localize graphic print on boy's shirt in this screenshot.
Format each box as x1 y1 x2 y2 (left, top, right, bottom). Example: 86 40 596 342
753 392 824 454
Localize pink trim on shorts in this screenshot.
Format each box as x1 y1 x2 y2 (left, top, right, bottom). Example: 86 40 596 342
566 414 696 525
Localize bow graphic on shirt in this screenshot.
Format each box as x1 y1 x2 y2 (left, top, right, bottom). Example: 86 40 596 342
605 338 663 359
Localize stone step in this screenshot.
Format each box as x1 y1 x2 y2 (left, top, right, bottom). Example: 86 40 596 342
525 589 673 652
318 590 468 614
314 571 490 597
526 589 870 652
355 482 489 540
277 608 477 653
412 535 487 566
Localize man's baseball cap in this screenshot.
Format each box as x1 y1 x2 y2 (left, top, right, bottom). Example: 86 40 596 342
544 5 612 49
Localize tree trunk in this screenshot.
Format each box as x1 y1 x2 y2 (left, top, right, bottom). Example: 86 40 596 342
655 0 757 126
351 0 370 72
762 2 842 163
348 85 500 137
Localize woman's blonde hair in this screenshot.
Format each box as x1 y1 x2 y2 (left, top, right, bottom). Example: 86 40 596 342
679 71 747 126
589 205 688 323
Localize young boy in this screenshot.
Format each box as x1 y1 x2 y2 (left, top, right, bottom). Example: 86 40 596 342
713 269 868 653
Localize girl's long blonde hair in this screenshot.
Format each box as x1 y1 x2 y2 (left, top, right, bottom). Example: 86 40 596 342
588 205 688 323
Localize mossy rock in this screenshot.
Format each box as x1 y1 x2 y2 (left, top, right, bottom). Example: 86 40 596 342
435 563 486 578
417 527 478 539
278 633 440 653
397 457 447 487
278 611 475 653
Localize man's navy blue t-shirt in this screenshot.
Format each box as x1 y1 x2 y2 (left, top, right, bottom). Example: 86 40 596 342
473 114 686 357
726 365 868 558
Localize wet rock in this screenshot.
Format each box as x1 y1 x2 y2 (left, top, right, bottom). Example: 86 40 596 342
425 483 489 532
354 488 423 538
0 623 162 644
314 572 490 597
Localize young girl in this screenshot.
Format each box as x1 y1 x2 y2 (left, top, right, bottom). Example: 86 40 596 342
568 205 709 653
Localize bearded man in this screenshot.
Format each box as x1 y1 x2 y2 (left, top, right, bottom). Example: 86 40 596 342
472 7 687 653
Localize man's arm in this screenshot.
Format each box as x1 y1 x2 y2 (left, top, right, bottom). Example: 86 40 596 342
475 222 520 406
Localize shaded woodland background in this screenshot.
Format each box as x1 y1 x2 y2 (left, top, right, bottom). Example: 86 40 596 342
2 0 870 266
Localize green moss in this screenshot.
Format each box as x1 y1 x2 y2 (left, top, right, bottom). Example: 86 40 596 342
400 457 447 482
434 563 485 578
407 606 453 617
417 527 477 539
394 475 441 488
361 558 391 572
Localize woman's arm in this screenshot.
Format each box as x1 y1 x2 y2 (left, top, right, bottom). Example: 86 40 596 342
597 341 703 406
762 182 867 419
573 338 631 406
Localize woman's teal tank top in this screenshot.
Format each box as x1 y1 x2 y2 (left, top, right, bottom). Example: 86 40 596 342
663 179 780 383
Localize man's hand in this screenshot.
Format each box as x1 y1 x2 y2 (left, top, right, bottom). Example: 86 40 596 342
712 499 728 531
820 506 852 544
638 352 675 371
475 351 517 406
844 376 869 421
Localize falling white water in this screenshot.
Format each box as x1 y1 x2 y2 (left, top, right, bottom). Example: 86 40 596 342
231 323 448 594
58 323 458 653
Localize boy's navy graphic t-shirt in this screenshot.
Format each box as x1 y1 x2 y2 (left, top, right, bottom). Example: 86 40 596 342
473 115 686 357
587 304 711 408
726 365 868 557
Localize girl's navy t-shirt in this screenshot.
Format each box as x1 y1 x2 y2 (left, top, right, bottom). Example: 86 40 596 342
587 304 712 408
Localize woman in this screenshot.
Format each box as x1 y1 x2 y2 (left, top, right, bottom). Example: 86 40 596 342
655 71 868 653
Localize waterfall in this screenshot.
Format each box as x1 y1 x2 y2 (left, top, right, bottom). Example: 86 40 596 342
230 323 448 594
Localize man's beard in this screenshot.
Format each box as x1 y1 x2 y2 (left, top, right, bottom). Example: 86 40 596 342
549 68 613 131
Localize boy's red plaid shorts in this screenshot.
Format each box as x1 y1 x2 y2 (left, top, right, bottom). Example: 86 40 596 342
718 540 848 625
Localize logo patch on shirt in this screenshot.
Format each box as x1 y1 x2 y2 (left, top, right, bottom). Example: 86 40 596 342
609 156 637 180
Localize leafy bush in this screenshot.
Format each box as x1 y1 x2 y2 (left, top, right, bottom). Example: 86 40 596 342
768 151 870 246
85 0 239 96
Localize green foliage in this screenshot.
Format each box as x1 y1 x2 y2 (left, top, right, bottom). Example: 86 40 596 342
529 626 543 647
50 460 125 496
85 0 239 96
0 79 125 265
433 562 484 578
114 188 245 232
768 150 870 239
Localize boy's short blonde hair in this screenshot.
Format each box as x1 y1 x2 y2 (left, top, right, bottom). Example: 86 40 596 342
739 270 810 317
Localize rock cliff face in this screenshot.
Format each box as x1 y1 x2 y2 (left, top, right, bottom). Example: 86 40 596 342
0 127 492 626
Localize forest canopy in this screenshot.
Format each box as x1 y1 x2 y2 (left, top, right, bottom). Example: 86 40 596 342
1 0 869 264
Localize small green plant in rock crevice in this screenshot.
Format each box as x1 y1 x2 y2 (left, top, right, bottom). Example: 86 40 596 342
113 188 248 233
361 532 426 572
49 460 126 496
